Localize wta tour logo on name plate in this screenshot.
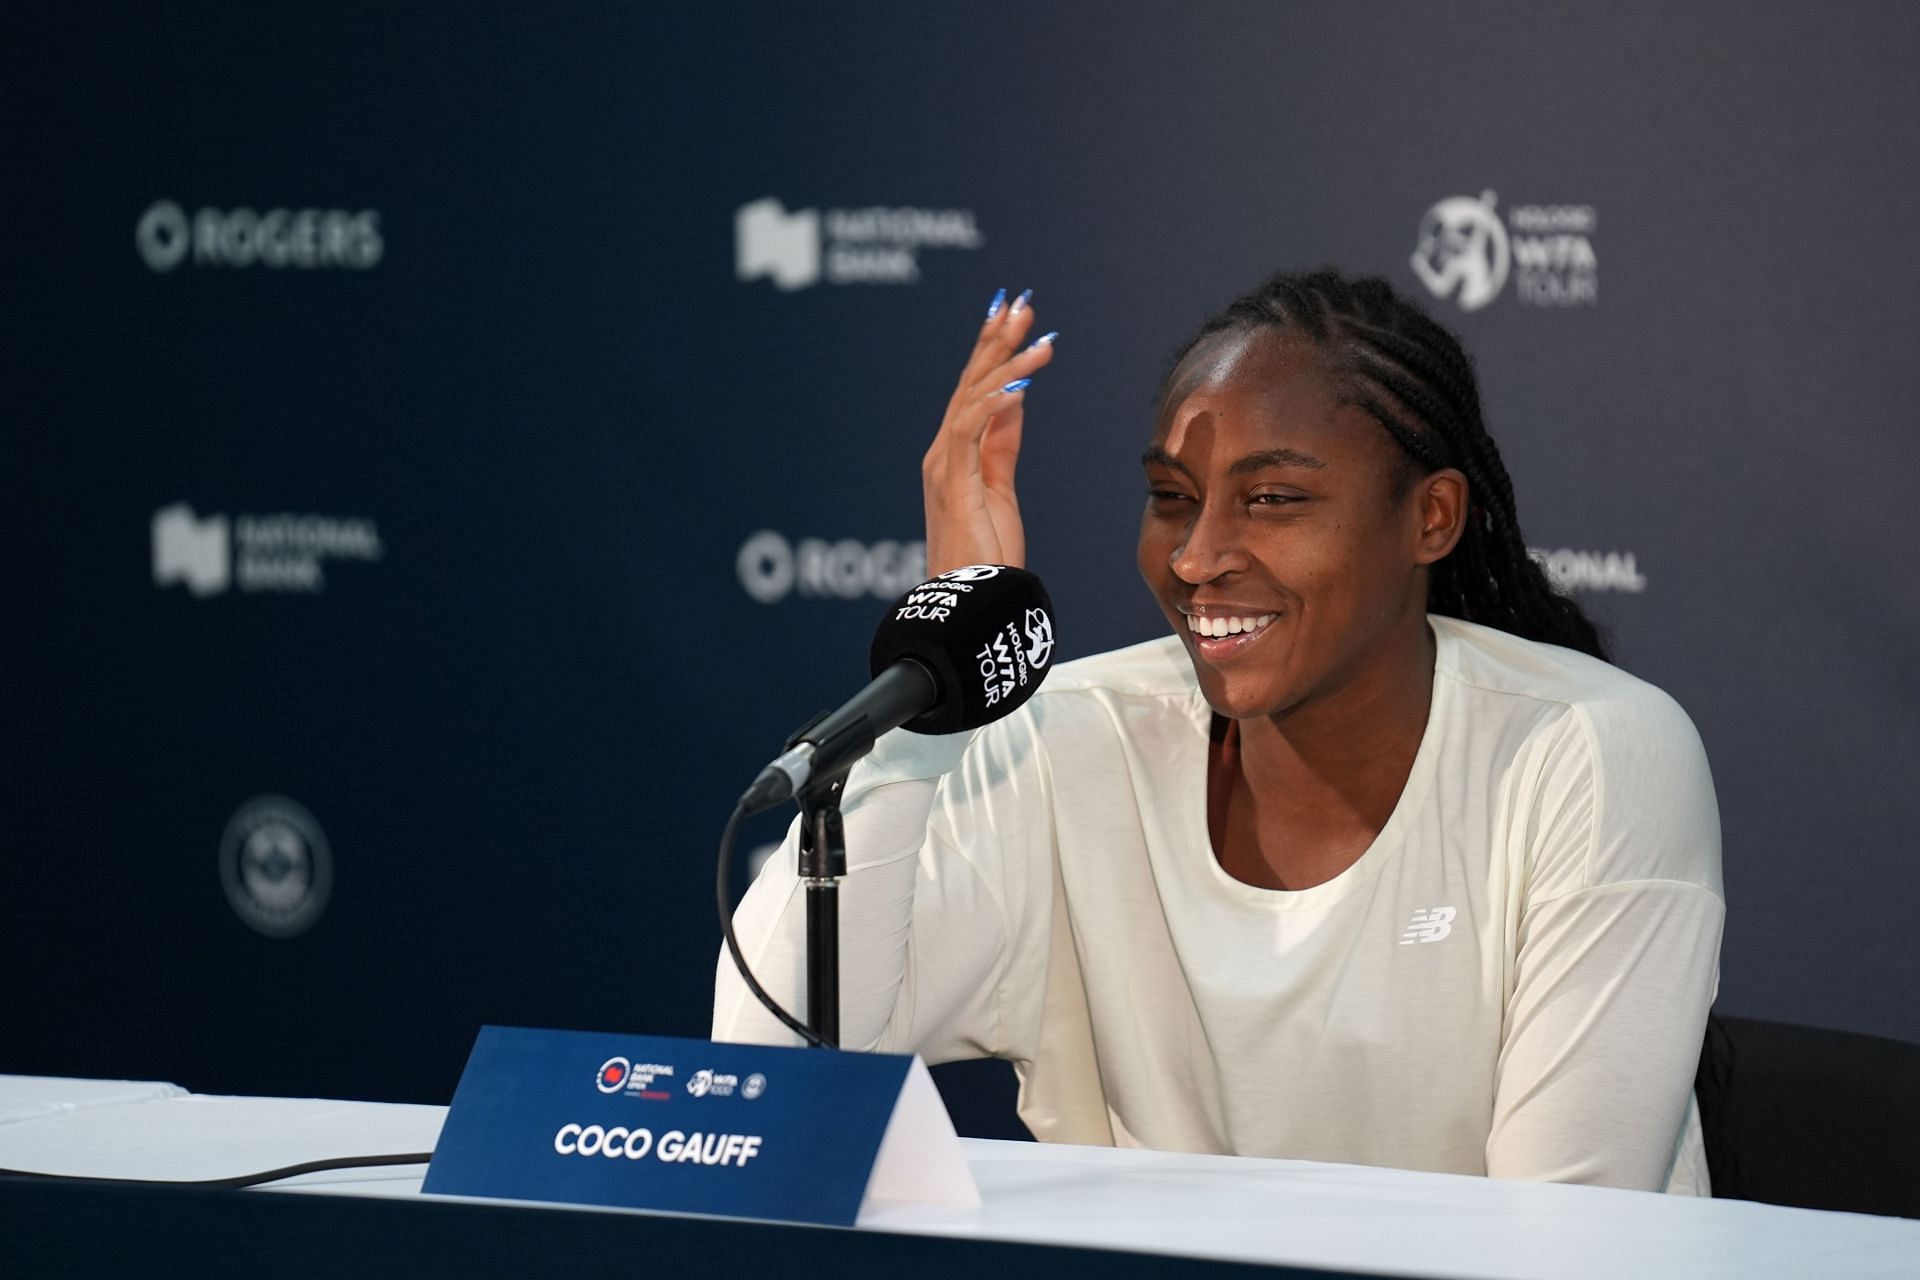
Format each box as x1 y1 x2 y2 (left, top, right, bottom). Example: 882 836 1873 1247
1410 191 1598 311
220 795 332 938
735 197 984 290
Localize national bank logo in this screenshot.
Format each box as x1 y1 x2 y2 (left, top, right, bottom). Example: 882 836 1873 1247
1532 546 1648 594
152 505 231 596
735 197 983 290
735 200 821 290
153 503 383 596
1411 191 1597 311
137 200 383 272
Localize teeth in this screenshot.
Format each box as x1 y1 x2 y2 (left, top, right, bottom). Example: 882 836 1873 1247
1187 613 1276 638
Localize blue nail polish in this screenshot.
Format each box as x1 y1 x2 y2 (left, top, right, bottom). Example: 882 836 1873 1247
1010 288 1033 316
1001 378 1032 393
985 288 1006 320
1031 331 1058 348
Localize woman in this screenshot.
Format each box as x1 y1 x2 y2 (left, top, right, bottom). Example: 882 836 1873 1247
715 270 1724 1194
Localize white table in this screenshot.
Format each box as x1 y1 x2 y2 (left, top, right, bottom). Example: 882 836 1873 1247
2 1074 1914 1278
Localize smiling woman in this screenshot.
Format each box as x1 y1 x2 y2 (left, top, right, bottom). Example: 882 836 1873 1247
716 269 1724 1196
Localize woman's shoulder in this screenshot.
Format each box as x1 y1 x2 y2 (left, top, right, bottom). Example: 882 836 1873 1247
1432 616 1721 897
1432 614 1699 745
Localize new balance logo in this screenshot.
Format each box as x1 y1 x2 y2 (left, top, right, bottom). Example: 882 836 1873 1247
1398 906 1456 945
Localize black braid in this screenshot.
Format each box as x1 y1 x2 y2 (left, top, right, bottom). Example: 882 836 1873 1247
1159 267 1609 662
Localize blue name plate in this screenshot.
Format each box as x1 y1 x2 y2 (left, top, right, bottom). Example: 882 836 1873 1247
423 1027 977 1227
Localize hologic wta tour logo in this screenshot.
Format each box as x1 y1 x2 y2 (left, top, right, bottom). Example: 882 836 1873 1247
974 605 1054 711
735 197 983 290
1410 191 1598 311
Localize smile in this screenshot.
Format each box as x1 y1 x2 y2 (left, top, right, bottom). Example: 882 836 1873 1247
1185 613 1277 638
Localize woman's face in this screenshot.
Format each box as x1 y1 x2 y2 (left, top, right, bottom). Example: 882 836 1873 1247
1136 328 1457 720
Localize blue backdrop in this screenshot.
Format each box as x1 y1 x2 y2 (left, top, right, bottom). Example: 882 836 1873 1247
4 3 1917 1127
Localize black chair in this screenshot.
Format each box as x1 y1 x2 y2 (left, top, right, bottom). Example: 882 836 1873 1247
1695 1014 1920 1218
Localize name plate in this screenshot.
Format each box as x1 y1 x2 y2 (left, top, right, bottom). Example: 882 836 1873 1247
423 1026 979 1227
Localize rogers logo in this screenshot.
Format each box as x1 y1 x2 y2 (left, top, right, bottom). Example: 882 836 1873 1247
596 1057 630 1094
736 529 927 605
137 200 383 272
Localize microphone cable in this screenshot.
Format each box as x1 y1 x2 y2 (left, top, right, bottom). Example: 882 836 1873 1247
716 801 832 1050
0 1151 434 1189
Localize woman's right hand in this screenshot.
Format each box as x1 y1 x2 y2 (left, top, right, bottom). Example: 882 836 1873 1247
922 288 1057 576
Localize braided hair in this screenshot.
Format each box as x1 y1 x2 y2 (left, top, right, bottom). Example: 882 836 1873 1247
1159 268 1608 662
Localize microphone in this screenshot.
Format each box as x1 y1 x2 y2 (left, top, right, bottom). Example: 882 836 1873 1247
739 564 1057 815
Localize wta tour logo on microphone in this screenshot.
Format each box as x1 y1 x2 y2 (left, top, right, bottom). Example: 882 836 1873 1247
908 565 1058 710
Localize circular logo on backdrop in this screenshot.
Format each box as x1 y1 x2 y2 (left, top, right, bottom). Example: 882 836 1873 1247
597 1057 631 1093
687 1069 714 1097
219 795 332 938
137 201 191 272
742 1073 767 1100
1409 191 1510 312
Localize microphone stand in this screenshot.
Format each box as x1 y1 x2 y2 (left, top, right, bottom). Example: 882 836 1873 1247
795 775 846 1048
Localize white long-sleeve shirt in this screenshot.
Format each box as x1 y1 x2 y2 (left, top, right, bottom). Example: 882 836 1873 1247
714 616 1725 1193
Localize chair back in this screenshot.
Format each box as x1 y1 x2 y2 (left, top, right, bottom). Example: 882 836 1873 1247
1695 1014 1920 1218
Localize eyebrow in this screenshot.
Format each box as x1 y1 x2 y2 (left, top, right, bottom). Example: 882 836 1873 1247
1140 446 1327 476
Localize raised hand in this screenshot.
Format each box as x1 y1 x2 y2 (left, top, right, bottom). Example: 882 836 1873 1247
921 288 1058 576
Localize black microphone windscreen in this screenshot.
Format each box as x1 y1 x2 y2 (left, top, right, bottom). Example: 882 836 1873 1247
868 565 1057 734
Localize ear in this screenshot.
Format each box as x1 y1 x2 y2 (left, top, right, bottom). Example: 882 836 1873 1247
1410 468 1468 565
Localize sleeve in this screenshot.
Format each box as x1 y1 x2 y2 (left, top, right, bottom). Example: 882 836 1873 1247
1485 685 1726 1190
711 708 1057 1063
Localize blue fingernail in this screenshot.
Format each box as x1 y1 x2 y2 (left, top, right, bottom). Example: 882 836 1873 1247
1031 331 1058 348
986 288 1006 320
1010 288 1033 316
1001 378 1031 393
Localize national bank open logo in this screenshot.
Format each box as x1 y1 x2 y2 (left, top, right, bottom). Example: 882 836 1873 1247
597 1057 631 1093
736 197 983 290
1411 190 1597 311
596 1056 675 1100
152 503 383 596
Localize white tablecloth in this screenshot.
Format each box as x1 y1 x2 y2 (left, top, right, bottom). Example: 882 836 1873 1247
2 1074 1914 1278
